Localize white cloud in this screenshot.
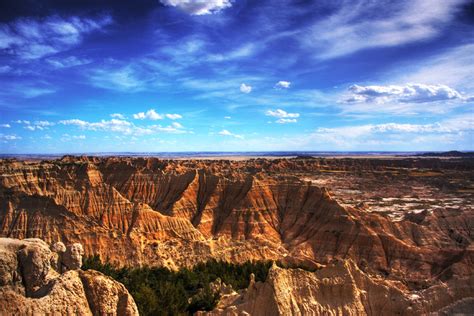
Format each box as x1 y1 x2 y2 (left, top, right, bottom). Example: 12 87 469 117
207 43 258 62
110 113 125 119
276 118 297 124
171 122 183 129
60 134 87 142
344 83 467 104
0 124 10 128
60 118 135 133
304 0 467 59
35 120 54 127
240 83 252 94
0 134 21 141
89 66 146 92
308 116 474 148
275 81 291 89
47 56 91 68
14 120 30 124
133 109 163 120
0 15 112 59
160 0 232 15
16 120 54 131
218 129 243 139
265 109 300 118
165 113 182 120
59 117 189 135
20 87 56 98
224 116 231 119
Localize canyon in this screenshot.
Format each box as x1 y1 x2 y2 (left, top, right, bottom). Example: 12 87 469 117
0 156 473 314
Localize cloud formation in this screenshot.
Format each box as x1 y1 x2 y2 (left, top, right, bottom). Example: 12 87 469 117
343 83 468 104
60 117 187 135
160 0 232 15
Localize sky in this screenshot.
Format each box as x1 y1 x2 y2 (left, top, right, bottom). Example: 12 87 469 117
0 0 473 153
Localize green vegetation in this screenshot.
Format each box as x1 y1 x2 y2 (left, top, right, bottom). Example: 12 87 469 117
82 256 272 315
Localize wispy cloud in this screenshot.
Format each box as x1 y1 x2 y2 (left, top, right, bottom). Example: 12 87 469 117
47 56 91 68
401 44 474 90
303 0 467 59
110 113 125 119
0 66 12 74
0 15 112 59
166 114 183 120
159 0 232 15
266 109 299 123
60 134 86 142
306 115 474 149
88 65 148 92
218 129 243 139
0 134 22 141
15 120 55 131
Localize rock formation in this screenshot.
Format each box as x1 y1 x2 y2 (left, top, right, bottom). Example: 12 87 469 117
0 156 473 313
204 260 474 315
0 237 138 315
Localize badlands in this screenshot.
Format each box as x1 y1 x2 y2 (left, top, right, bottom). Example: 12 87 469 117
0 155 472 314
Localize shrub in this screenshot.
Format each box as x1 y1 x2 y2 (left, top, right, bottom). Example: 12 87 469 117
82 256 272 315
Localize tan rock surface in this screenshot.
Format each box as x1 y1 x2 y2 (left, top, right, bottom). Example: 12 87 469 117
205 260 473 315
0 237 138 315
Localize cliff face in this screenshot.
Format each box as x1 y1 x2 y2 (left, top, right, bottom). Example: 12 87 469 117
0 237 138 315
0 157 473 306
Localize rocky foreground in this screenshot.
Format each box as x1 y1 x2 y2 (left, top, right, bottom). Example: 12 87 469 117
0 156 473 314
0 237 138 315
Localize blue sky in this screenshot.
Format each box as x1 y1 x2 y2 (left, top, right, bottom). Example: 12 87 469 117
0 0 473 153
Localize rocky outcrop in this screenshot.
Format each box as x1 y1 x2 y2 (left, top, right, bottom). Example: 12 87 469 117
0 237 138 315
205 260 474 315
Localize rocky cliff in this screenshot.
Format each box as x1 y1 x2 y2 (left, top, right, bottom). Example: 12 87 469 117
0 237 138 315
0 156 473 313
